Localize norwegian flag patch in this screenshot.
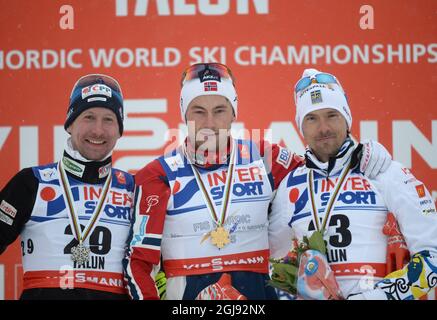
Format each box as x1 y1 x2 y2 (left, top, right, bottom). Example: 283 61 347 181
204 82 218 92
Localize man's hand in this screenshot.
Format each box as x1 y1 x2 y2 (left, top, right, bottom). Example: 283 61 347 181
360 140 392 179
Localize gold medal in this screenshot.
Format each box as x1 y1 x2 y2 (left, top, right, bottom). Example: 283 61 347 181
189 140 237 250
210 226 230 249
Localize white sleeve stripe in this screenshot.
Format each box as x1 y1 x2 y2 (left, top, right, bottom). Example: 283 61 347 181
135 186 142 214
145 233 162 239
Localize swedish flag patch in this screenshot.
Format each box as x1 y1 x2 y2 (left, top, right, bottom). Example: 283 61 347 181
311 90 323 104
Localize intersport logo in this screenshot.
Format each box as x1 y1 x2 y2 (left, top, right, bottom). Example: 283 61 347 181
115 0 269 16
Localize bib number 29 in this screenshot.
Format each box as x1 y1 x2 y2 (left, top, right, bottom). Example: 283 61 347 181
63 225 112 255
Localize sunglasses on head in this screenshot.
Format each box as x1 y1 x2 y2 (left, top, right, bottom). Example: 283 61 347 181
180 63 235 87
294 73 343 93
72 74 123 96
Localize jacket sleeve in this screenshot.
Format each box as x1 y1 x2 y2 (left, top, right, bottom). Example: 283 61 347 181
123 159 171 300
268 171 295 259
260 141 304 191
259 141 303 259
0 168 37 254
353 162 437 300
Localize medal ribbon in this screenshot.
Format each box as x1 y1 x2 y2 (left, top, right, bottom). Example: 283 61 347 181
58 159 112 245
307 161 352 233
190 140 236 227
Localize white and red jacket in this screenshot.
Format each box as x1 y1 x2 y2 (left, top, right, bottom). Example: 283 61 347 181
271 140 437 299
124 139 303 299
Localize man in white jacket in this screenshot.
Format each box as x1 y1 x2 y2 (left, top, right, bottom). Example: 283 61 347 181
271 68 437 300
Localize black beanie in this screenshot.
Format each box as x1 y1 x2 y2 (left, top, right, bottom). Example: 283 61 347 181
64 74 124 135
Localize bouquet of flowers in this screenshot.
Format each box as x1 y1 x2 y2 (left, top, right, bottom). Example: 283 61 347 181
269 231 343 300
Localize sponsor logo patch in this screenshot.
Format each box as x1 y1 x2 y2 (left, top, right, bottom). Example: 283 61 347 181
62 157 85 178
99 164 111 178
81 84 112 99
39 168 57 182
276 147 292 169
298 84 328 99
182 254 265 272
145 195 159 213
164 154 184 172
199 69 221 83
87 97 107 103
0 211 13 225
420 199 433 206
115 171 126 184
0 200 17 218
423 208 436 215
415 184 426 198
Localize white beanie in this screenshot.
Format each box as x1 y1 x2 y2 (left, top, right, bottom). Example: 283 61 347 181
294 68 352 134
180 77 238 122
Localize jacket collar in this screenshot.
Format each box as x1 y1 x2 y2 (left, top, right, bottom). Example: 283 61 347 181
305 137 362 177
62 138 112 184
184 137 231 169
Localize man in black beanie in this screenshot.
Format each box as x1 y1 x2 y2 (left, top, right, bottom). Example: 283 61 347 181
0 74 133 299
